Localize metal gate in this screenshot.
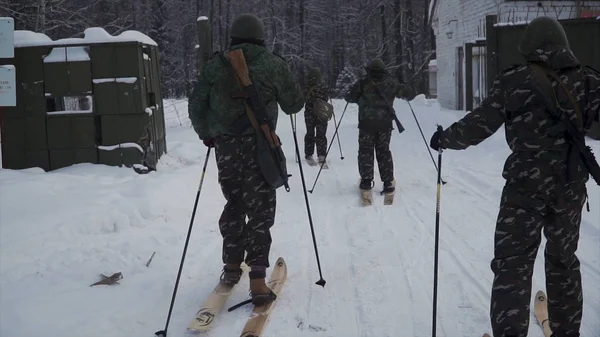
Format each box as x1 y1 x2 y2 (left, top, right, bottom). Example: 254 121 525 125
485 14 600 92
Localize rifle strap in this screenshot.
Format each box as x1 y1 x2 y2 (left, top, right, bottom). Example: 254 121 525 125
530 63 584 130
226 51 279 148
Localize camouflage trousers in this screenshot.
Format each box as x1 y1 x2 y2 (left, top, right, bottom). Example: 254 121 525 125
304 113 328 157
358 129 394 183
490 185 585 337
214 134 276 268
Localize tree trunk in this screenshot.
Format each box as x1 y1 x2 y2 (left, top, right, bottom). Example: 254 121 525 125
379 4 387 62
37 0 46 33
394 0 403 80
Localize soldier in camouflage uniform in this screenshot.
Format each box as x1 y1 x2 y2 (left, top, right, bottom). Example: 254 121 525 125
303 67 331 164
344 58 414 193
429 17 600 337
189 13 304 305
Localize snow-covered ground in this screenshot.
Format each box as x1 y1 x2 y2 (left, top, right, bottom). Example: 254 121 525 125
1 97 598 337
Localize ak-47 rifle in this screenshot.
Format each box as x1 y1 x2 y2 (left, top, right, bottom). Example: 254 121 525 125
226 49 290 191
529 63 600 186
364 67 405 134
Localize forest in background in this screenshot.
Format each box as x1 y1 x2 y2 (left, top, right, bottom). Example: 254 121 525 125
1 0 435 98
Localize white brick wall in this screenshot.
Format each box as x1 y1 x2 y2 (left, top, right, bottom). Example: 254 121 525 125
431 0 600 111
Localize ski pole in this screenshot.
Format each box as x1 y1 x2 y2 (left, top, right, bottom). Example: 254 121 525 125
431 124 443 337
292 115 299 163
309 101 349 193
290 115 326 287
155 146 212 337
330 98 344 160
406 100 447 185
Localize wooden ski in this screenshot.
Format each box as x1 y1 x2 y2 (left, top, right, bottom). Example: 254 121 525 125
239 257 288 337
534 290 553 337
187 264 249 332
361 189 372 206
305 156 318 166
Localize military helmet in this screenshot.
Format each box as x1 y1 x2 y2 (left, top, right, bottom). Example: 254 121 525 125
518 16 569 55
308 67 321 81
230 13 264 40
366 58 386 71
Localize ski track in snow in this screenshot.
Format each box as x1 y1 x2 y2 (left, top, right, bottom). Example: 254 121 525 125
1 96 599 337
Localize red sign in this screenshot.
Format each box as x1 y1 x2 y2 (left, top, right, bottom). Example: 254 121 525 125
580 10 600 18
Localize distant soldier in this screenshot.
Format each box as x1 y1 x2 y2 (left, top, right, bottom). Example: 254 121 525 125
429 16 600 337
344 58 414 200
303 67 332 166
189 13 304 305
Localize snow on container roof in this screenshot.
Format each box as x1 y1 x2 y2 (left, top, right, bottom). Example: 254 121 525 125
44 46 90 63
428 59 437 66
14 27 157 48
493 20 531 27
116 30 157 46
13 31 53 47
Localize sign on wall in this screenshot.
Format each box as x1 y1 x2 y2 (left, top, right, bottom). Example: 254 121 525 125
580 10 600 18
0 65 16 107
0 17 14 58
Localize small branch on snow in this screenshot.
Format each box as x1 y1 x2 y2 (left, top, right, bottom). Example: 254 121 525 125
146 251 156 267
90 272 123 286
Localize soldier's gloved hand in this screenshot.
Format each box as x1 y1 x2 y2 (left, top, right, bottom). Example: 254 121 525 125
203 138 216 148
404 86 416 101
429 130 442 151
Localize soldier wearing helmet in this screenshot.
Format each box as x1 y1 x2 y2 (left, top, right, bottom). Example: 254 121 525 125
189 13 304 306
344 57 414 201
429 16 600 337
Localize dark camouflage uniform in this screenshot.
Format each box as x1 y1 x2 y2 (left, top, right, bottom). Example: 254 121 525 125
303 80 330 158
189 42 304 268
344 73 413 188
435 46 600 337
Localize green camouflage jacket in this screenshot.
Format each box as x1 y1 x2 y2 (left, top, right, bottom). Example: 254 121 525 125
344 73 414 131
438 46 600 202
303 79 330 118
189 43 304 139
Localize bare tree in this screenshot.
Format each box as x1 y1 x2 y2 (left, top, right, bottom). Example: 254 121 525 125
1 0 435 98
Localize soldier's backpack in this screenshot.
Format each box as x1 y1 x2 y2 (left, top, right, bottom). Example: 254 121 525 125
307 86 333 122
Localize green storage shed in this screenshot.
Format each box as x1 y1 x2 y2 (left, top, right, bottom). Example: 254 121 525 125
0 27 166 173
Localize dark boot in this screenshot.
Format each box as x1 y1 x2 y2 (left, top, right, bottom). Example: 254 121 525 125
219 263 243 285
382 180 395 193
359 179 373 190
248 269 277 306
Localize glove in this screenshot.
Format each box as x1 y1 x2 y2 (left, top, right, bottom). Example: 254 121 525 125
402 85 416 101
429 130 442 151
203 138 216 148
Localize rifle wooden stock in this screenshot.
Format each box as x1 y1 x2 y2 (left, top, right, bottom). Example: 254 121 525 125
228 49 252 86
227 49 280 148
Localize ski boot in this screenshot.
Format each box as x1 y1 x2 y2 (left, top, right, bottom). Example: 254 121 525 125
219 263 243 285
249 269 277 306
317 155 328 168
381 180 395 205
359 179 373 206
382 180 395 193
305 155 317 166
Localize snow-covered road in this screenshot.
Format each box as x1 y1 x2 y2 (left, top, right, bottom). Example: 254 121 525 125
1 96 598 337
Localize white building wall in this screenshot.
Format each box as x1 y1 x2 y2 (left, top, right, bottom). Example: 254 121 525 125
432 0 599 111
